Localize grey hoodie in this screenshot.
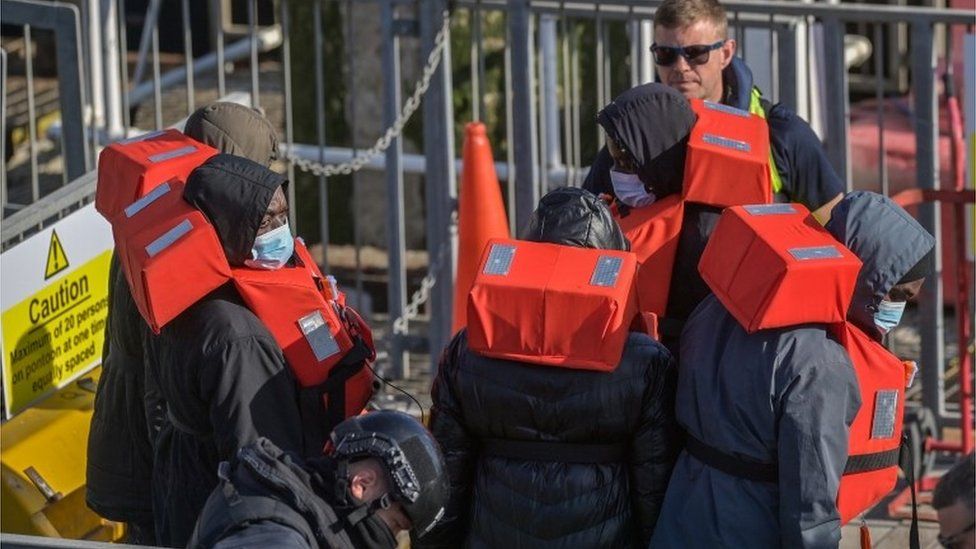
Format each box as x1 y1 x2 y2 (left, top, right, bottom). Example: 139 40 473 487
825 191 935 341
651 192 934 548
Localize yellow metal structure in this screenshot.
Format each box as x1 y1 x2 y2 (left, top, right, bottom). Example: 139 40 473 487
1 367 124 541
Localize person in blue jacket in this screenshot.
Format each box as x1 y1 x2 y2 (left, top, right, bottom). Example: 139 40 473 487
584 0 845 349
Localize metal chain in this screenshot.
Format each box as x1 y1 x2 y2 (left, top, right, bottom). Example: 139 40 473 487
285 9 451 177
392 223 452 334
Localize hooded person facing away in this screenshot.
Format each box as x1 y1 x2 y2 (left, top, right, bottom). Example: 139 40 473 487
143 154 303 547
414 187 679 549
650 191 934 548
86 102 278 544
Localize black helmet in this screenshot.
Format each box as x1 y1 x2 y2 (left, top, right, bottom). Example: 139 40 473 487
328 410 449 537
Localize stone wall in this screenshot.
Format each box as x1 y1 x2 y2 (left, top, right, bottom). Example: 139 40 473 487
342 2 426 249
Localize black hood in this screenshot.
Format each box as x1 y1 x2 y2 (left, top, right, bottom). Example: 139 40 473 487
520 187 629 251
825 191 935 341
183 154 287 266
597 83 696 197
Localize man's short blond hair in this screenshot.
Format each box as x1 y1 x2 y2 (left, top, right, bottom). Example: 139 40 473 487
654 0 729 38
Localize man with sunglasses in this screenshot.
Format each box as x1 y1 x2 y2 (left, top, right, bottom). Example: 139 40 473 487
933 452 975 549
583 0 844 353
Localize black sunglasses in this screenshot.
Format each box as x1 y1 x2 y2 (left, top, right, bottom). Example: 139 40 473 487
939 521 975 549
650 40 725 66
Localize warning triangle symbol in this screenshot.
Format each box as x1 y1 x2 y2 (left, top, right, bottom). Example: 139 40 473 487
44 229 70 280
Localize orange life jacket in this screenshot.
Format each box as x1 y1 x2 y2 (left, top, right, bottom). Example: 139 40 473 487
466 238 641 372
111 180 232 333
107 156 375 432
96 129 218 219
615 99 773 318
698 203 915 524
230 241 376 422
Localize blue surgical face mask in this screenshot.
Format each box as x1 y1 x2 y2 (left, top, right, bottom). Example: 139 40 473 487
610 170 657 208
874 299 906 335
246 222 294 270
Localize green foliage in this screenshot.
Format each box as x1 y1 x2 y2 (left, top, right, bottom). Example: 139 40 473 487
288 0 354 245
444 10 635 174
288 5 638 245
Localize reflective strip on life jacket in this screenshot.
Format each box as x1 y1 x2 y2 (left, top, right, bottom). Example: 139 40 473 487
749 87 784 195
96 130 218 219
111 180 233 333
466 238 640 372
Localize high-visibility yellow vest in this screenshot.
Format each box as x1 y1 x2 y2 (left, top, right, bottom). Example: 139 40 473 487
749 87 784 195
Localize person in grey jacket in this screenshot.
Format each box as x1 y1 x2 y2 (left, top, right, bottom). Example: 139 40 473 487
650 191 934 548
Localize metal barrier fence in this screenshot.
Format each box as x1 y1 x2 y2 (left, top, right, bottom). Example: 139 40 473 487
1 1 90 200
1 1 973 423
0 533 142 549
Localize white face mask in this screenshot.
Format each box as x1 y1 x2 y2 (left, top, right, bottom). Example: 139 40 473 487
610 170 657 208
245 222 295 270
874 299 906 335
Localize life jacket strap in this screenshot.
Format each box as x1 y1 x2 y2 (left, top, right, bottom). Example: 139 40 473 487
683 432 778 483
481 438 628 464
299 347 372 448
898 433 920 549
685 431 903 485
657 317 686 339
843 447 900 475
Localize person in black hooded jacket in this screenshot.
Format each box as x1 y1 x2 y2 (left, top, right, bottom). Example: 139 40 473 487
591 81 844 355
143 153 305 547
414 187 679 549
584 0 845 352
86 102 279 544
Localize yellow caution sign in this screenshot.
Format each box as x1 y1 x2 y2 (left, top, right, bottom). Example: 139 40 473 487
1 204 114 418
1 206 123 540
44 230 69 280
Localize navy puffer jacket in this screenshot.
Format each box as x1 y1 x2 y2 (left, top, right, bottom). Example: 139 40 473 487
415 188 679 549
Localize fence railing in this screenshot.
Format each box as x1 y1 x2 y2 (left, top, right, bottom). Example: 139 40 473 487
2 1 90 197
2 0 974 426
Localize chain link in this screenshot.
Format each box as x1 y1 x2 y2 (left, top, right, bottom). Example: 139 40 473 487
392 233 449 335
285 9 454 335
284 9 451 177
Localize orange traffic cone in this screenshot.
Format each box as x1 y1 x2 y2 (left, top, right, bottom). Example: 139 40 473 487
452 122 510 333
